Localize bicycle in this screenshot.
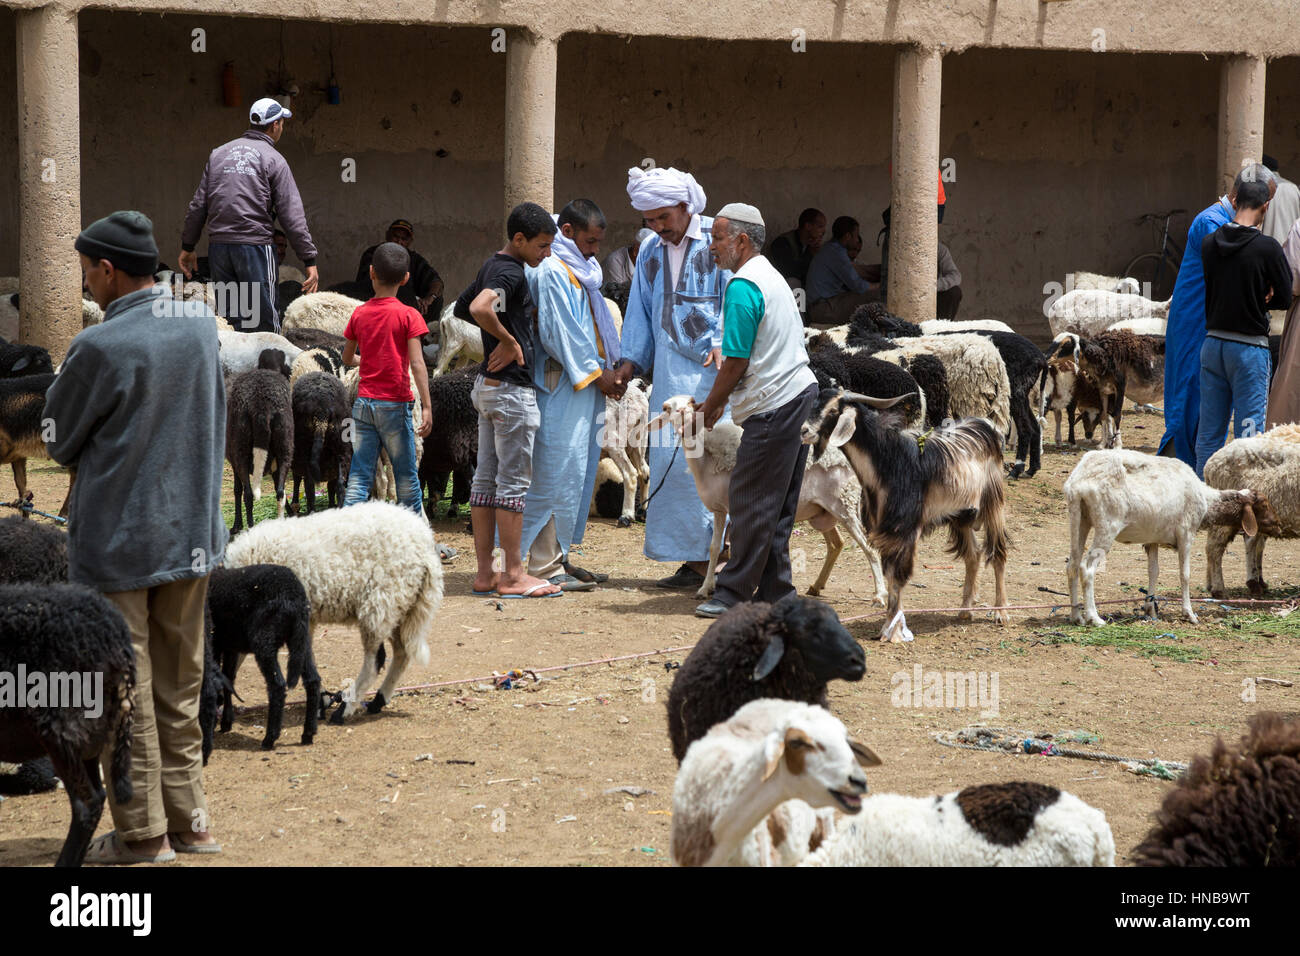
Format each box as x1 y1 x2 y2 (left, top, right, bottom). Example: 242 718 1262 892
1124 208 1186 302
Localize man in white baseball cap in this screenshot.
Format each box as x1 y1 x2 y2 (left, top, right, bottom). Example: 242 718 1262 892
180 97 318 332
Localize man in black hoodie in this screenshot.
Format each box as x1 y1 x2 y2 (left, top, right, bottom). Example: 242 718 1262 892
1196 177 1294 477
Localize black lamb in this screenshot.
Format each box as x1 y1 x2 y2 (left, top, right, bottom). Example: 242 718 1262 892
666 596 866 763
0 583 135 866
226 364 294 532
1133 712 1300 866
420 367 478 518
290 371 352 514
200 564 320 760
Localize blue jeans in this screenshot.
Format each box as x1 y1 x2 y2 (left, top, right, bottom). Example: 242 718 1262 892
1195 336 1271 478
343 398 423 514
207 241 278 332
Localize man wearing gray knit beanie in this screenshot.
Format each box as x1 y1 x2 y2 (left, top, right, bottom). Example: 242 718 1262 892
44 210 227 862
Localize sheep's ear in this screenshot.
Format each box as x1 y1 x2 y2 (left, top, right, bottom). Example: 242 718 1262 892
11 355 31 373
751 634 786 681
762 732 786 781
848 738 883 768
1242 501 1258 538
828 407 857 448
646 412 668 432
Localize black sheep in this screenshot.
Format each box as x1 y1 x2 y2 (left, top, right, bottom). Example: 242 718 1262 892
420 367 478 519
0 340 54 379
290 371 352 514
1133 713 1300 866
666 596 865 763
283 327 347 353
849 302 923 340
200 565 320 760
0 582 135 867
806 341 927 429
0 515 68 584
900 353 950 428
226 366 294 532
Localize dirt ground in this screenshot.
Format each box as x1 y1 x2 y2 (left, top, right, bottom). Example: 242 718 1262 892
3 412 1299 867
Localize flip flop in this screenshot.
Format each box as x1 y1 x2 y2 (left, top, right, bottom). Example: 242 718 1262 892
549 574 597 592
470 589 499 597
498 583 563 599
84 830 176 865
168 832 223 854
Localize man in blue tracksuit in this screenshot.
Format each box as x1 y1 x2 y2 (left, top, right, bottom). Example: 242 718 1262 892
179 97 318 332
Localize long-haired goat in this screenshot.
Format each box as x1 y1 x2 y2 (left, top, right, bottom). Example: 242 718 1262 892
801 388 1010 643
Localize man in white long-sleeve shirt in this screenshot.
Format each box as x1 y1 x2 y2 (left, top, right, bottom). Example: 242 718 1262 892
937 241 963 319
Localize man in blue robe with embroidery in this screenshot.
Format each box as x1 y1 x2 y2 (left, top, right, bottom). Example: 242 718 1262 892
614 167 731 590
1161 163 1275 464
521 200 625 591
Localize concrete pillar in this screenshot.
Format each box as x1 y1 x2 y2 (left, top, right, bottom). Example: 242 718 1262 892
1217 55 1266 195
889 46 942 324
17 4 83 359
503 31 557 222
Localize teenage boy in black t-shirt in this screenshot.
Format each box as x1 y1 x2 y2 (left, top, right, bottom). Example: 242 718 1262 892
456 202 560 598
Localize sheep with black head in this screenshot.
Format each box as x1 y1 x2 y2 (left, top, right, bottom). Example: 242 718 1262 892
666 595 865 764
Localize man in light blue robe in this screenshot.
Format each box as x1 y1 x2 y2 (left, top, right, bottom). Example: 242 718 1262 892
521 200 624 589
1161 164 1275 464
614 166 731 589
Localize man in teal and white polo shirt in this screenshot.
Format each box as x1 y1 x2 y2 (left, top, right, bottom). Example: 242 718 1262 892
694 202 819 618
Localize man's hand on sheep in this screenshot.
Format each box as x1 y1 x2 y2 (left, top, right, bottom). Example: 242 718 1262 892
178 249 198 279
487 336 525 372
698 397 724 430
301 266 319 295
596 368 625 399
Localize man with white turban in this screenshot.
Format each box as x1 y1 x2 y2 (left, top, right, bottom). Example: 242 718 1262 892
615 166 731 589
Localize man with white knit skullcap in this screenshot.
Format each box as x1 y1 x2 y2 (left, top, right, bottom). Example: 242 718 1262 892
615 167 731 590
693 203 818 618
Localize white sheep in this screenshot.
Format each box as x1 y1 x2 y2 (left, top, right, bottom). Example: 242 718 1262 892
1048 289 1170 339
1064 449 1273 626
674 699 1114 867
652 395 887 603
1203 424 1299 598
432 305 484 376
1070 272 1142 295
918 318 1014 334
289 345 344 388
871 333 1012 439
218 329 304 377
671 699 876 867
1106 317 1166 337
223 501 444 722
282 291 364 338
599 377 650 527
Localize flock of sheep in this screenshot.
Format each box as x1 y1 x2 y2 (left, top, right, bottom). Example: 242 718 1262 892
2 266 1300 868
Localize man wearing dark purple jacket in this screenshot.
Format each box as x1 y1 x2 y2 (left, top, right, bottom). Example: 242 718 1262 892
179 97 319 332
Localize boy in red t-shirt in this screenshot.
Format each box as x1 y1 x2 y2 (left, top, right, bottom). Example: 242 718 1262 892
341 242 433 513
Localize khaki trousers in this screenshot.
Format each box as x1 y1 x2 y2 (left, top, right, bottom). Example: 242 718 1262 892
527 516 565 579
101 576 210 842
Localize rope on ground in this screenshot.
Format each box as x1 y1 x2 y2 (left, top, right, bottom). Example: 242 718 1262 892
933 726 1188 779
0 496 67 525
839 592 1299 625
233 643 699 717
